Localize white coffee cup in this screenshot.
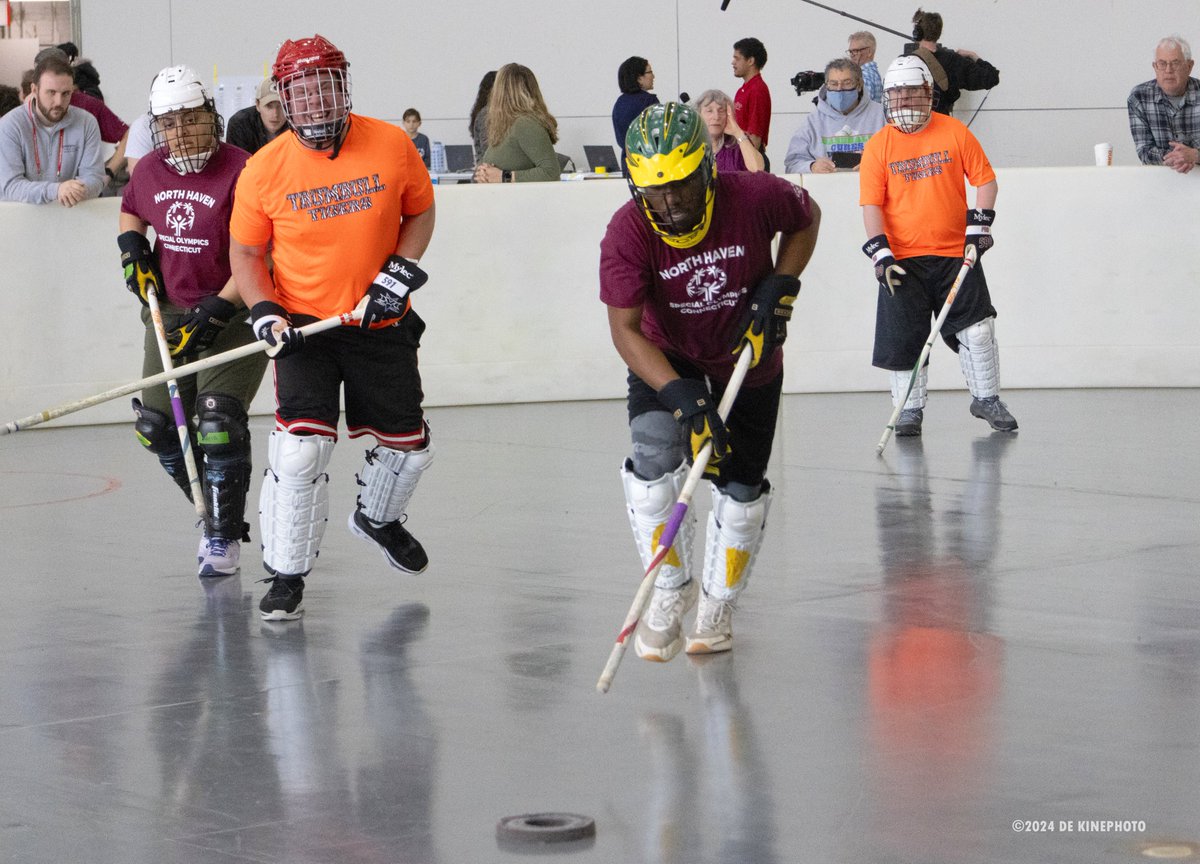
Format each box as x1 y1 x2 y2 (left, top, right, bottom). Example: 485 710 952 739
1094 143 1113 166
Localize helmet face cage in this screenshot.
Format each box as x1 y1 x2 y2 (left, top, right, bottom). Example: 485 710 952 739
624 102 717 248
277 67 352 148
883 56 935 134
151 104 223 174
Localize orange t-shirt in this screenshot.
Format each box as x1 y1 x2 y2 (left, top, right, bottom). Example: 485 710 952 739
858 112 995 259
230 114 435 319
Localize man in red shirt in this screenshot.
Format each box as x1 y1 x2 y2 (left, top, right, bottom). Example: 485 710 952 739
732 37 772 160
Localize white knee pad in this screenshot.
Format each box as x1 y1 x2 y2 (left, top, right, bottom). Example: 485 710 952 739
889 366 928 410
620 460 695 590
356 443 435 523
260 430 335 578
702 484 772 603
956 317 1000 398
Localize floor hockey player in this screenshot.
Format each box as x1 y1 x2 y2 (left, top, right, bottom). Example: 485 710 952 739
229 35 436 621
119 65 265 577
600 102 820 660
859 55 1018 437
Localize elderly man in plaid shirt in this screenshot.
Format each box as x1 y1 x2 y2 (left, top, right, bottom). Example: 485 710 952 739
1127 35 1200 173
848 31 884 103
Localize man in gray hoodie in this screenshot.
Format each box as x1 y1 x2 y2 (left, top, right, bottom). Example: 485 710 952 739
0 53 105 206
784 58 885 174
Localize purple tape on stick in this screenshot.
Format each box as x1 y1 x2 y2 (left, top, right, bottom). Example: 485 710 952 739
657 501 690 549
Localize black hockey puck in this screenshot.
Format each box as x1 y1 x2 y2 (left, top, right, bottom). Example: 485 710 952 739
496 812 596 844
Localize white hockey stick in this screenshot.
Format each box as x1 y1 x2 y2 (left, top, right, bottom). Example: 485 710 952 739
3 303 365 435
876 245 977 456
596 346 754 694
146 286 206 518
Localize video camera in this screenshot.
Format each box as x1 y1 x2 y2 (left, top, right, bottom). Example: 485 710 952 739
790 70 825 95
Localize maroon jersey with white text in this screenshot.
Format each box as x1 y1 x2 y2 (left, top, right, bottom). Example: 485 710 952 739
121 142 248 308
600 171 813 387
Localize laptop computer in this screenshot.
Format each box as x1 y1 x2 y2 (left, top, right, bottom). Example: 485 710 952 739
584 144 621 173
443 144 475 173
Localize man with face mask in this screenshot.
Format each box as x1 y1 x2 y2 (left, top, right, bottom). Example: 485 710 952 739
229 34 436 622
600 102 821 662
783 58 885 174
118 65 266 580
0 53 105 205
859 55 1017 438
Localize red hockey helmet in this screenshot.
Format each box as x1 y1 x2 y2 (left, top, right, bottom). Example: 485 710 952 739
272 35 352 149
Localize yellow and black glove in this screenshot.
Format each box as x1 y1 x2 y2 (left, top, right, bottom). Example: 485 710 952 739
730 274 799 368
168 295 237 357
659 377 729 478
117 230 164 308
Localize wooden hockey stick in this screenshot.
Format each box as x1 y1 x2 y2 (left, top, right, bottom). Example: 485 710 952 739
146 286 206 518
876 245 977 456
3 304 365 435
596 347 754 694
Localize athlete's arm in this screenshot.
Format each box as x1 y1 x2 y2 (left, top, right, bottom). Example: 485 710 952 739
974 179 997 210
863 204 885 239
118 211 148 235
774 198 821 276
607 304 680 392
229 238 277 309
395 202 436 262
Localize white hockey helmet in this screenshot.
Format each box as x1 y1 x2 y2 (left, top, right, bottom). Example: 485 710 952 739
883 55 934 134
149 65 222 174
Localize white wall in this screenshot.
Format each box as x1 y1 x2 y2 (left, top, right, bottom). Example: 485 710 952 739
77 1 1177 174
2 166 1197 431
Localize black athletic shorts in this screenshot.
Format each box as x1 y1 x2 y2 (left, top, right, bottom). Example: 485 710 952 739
626 354 782 489
872 255 996 370
272 311 427 448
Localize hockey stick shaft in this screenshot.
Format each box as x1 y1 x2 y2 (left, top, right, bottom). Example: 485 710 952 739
596 347 754 694
146 287 206 519
876 246 976 455
3 306 364 435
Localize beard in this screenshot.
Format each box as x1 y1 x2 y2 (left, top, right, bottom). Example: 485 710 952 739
36 99 68 124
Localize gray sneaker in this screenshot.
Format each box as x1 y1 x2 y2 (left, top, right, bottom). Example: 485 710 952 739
197 535 240 578
970 396 1018 432
895 407 923 437
636 579 699 662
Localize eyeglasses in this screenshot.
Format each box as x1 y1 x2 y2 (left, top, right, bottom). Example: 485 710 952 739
1154 59 1188 71
847 47 870 57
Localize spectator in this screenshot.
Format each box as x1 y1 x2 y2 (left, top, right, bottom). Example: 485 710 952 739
904 8 999 116
19 69 36 101
33 47 129 181
848 31 883 102
1127 35 1200 172
612 56 659 160
0 53 105 205
601 101 820 659
402 108 431 168
225 78 288 155
732 37 772 157
118 65 265 579
474 63 560 183
783 59 885 174
469 70 497 163
229 34 437 621
695 89 763 172
859 56 1016 437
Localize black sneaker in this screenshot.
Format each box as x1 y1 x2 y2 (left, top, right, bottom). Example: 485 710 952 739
970 396 1018 432
895 407 923 437
259 576 304 621
348 510 428 574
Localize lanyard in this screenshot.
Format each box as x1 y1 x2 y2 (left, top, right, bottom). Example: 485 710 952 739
27 99 65 180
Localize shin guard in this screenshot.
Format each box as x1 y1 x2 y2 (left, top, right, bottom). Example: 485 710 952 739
131 397 194 503
956 317 1000 399
195 392 252 541
701 484 772 604
259 430 335 578
620 459 695 590
889 366 928 411
355 442 435 524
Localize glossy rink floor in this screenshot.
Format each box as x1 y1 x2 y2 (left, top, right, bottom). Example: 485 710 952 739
1 389 1197 864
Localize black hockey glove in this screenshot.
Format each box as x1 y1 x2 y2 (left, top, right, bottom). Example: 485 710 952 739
658 377 729 479
118 230 164 307
730 274 799 369
168 295 237 357
250 301 305 359
862 234 906 296
361 255 428 329
965 208 995 259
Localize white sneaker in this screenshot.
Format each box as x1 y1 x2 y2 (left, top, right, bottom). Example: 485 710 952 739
197 535 240 577
686 591 734 655
635 579 699 662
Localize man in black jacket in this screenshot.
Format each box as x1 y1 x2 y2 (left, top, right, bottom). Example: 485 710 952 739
904 8 999 116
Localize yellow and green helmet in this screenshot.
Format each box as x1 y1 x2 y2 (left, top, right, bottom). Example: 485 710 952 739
624 102 716 249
